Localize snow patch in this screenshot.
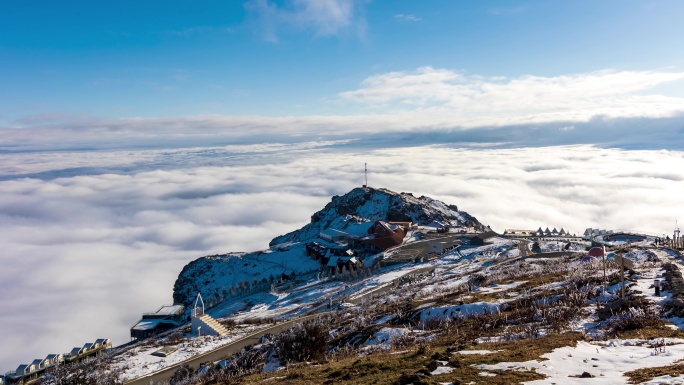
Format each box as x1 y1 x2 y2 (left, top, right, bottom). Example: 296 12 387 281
477 339 684 385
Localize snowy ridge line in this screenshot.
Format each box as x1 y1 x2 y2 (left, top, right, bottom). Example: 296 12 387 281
123 314 321 385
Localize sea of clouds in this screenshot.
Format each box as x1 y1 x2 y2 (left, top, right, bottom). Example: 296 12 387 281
4 10 684 369
2 138 684 370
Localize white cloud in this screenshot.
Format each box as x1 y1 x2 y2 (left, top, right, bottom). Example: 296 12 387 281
2 144 684 370
339 67 684 126
245 0 367 41
394 13 421 22
3 112 683 156
0 165 332 371
292 0 359 35
3 68 684 153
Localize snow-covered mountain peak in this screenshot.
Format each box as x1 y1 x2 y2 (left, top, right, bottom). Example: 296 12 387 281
173 187 484 312
269 186 484 246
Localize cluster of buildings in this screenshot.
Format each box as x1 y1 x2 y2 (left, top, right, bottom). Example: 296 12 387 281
306 220 411 272
305 241 361 272
503 227 576 239
312 218 498 267
582 228 613 240
2 339 111 385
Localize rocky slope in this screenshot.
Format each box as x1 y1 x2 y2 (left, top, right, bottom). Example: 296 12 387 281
173 187 484 311
269 187 484 246
172 245 321 311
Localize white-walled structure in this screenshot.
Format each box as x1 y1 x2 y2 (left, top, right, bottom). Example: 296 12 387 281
190 293 228 337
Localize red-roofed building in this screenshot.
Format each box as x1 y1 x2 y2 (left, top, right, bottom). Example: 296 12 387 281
360 221 406 253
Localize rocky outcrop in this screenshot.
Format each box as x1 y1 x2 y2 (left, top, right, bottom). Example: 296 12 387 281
664 262 684 316
173 187 486 313
269 187 484 246
172 247 320 313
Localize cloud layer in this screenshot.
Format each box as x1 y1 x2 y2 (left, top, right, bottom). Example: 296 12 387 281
1 143 684 370
2 68 683 153
340 67 684 126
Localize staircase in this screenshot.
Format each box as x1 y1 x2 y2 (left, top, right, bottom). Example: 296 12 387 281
191 313 229 336
189 292 229 337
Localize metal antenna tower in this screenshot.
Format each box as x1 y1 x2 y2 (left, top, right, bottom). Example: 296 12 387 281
364 163 368 187
676 220 681 239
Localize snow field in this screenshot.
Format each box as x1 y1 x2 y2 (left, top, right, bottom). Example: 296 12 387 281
477 339 684 385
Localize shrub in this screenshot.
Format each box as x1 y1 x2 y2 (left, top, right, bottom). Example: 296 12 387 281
159 332 186 346
49 361 122 385
275 318 329 364
241 317 275 325
389 330 417 350
220 347 271 378
169 364 193 385
421 315 453 331
606 306 662 333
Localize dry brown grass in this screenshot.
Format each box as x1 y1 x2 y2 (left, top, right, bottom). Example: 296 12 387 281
625 361 684 384
226 332 583 385
613 324 684 340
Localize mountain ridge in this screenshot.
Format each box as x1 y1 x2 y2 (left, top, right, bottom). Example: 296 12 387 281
269 187 484 246
173 186 484 310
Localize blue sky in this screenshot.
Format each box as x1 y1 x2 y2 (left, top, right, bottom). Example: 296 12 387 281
2 0 684 121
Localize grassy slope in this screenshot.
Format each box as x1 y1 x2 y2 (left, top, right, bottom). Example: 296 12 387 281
235 252 684 385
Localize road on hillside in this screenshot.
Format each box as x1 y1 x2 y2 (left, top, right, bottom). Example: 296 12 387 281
346 265 436 304
384 233 469 263
124 261 443 385
521 250 584 260
124 315 318 385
